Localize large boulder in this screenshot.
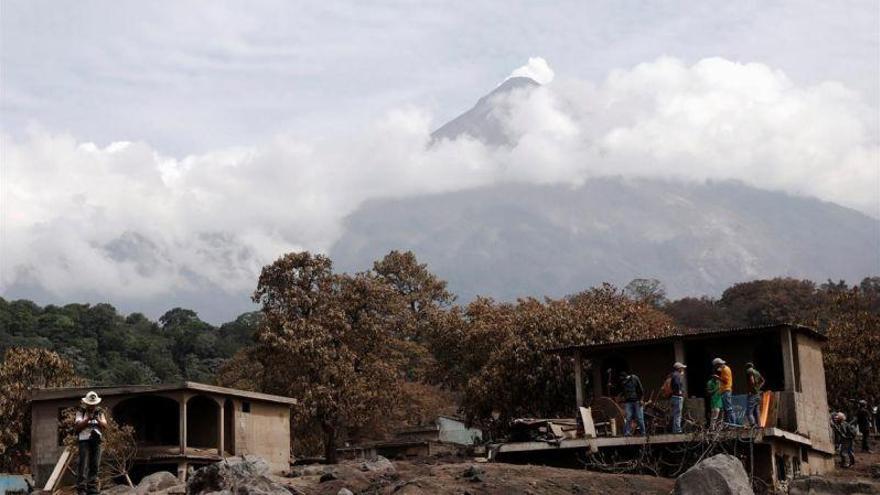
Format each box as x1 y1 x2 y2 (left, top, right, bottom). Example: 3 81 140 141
358 456 395 475
187 455 291 495
136 471 179 494
674 454 754 495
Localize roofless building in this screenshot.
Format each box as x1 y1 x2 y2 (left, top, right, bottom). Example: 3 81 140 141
494 323 834 486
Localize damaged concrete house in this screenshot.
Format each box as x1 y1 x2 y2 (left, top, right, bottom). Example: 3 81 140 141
30 382 297 486
493 323 834 486
338 415 483 460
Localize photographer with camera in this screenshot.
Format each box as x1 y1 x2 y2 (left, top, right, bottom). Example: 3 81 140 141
74 391 108 495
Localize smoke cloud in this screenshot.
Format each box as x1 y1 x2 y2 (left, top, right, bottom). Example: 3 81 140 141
2 57 877 318
508 57 556 85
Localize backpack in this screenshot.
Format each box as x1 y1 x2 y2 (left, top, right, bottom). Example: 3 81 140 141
660 374 673 398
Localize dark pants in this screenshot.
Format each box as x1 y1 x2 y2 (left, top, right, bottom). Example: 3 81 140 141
77 438 102 495
838 440 855 467
861 428 871 452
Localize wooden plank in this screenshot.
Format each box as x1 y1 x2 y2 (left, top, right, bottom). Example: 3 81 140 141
579 407 596 438
759 391 772 428
43 446 72 491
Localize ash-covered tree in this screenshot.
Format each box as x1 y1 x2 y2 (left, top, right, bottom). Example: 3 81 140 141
0 348 82 472
822 284 880 410
244 252 405 463
461 285 673 425
719 278 821 326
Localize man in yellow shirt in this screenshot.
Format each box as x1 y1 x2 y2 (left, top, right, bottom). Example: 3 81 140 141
713 357 735 425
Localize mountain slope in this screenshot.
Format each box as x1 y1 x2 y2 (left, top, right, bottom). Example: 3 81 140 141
331 75 879 301
330 178 879 300
430 76 539 146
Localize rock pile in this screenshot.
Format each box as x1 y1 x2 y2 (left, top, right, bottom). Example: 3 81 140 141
187 455 292 495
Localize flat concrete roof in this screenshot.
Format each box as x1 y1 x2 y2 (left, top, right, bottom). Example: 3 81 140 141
30 381 298 405
496 427 816 454
546 323 825 356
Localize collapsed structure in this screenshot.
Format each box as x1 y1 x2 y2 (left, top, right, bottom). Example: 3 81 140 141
30 382 296 486
338 415 483 460
493 323 834 485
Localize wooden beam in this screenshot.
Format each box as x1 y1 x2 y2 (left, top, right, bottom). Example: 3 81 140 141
573 349 585 408
780 327 796 392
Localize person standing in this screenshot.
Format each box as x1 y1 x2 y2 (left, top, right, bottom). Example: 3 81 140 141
706 373 723 429
620 370 646 436
832 412 856 468
713 358 735 425
856 400 873 453
745 362 765 427
670 362 687 433
74 391 107 495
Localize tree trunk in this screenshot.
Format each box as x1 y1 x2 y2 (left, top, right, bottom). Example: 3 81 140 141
323 423 338 464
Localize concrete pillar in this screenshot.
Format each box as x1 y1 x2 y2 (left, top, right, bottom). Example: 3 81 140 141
591 361 603 399
217 397 225 456
780 327 796 392
574 349 585 408
180 394 187 455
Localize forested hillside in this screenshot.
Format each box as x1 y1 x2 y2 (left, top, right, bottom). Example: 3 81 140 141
0 301 257 385
1 252 877 463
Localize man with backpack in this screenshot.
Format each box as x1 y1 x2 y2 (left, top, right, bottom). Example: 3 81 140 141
832 412 856 468
745 362 765 427
667 362 687 433
619 370 646 436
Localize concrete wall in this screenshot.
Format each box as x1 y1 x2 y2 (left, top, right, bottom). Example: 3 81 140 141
230 399 290 473
793 334 834 454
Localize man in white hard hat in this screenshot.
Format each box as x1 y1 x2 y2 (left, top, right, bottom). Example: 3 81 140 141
74 391 108 495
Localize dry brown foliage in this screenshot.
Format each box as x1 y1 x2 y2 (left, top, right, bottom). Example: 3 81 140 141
0 347 82 472
459 285 674 424
60 409 138 488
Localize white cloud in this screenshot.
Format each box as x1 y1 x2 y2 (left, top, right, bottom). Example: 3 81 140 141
508 57 555 85
2 57 877 318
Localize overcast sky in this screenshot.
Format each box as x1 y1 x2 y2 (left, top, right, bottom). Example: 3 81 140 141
3 1 878 154
2 1 878 322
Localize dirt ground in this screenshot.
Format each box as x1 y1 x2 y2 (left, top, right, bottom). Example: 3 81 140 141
824 434 880 481
276 459 675 495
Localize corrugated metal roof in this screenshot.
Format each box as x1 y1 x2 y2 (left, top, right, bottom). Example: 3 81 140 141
545 322 825 355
